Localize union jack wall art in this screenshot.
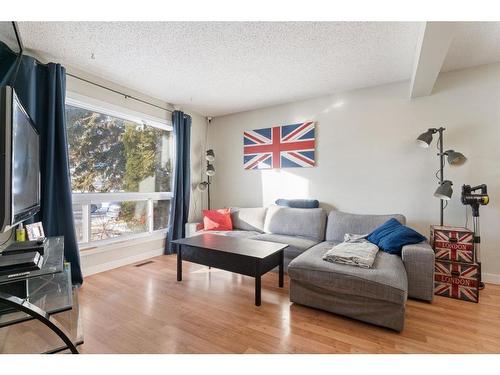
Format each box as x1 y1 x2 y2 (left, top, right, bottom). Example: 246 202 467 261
243 122 315 170
434 260 479 303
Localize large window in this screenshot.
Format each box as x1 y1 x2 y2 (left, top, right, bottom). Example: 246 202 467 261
66 98 173 247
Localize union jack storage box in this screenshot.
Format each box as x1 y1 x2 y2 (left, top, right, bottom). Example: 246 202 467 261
434 260 479 303
430 225 474 263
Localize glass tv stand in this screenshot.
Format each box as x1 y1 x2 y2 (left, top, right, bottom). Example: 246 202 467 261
0 237 83 354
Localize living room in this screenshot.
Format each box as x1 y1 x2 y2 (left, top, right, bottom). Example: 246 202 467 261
2 0 500 371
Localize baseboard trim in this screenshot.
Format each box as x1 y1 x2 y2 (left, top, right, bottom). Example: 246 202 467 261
483 273 500 285
82 247 164 277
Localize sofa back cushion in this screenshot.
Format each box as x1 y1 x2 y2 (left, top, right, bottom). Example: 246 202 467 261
326 210 406 242
230 207 267 233
264 205 326 241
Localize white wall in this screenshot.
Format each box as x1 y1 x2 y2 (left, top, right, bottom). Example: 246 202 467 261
209 63 500 280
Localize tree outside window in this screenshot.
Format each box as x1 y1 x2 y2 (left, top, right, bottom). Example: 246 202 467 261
66 104 172 242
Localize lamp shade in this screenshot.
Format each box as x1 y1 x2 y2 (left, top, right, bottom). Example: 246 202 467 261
434 180 453 200
206 149 215 162
446 150 467 166
416 129 434 148
197 181 209 191
206 164 215 176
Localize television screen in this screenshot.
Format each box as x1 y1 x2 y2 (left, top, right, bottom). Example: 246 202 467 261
11 92 40 223
0 86 40 233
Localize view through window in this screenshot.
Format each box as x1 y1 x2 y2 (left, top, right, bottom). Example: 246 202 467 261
66 101 173 245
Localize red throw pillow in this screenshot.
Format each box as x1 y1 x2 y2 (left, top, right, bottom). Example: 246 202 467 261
202 208 233 231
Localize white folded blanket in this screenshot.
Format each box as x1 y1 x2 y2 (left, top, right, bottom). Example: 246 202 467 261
322 233 379 269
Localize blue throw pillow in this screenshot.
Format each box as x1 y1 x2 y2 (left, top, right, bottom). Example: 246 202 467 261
366 218 426 255
275 199 319 209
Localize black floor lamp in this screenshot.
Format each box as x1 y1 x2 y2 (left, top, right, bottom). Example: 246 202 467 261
198 149 215 210
416 127 467 225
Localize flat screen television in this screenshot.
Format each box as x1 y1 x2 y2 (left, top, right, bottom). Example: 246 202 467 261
0 86 40 233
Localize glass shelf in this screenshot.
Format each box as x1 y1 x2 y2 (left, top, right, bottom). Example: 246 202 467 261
0 263 73 328
0 236 82 353
0 237 65 284
0 287 83 354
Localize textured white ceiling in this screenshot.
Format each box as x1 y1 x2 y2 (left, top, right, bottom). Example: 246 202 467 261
18 22 421 116
16 22 500 117
442 22 500 72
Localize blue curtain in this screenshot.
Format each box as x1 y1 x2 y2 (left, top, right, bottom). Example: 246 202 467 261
165 110 191 254
0 42 83 284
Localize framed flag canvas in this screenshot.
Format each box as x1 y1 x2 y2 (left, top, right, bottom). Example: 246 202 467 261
243 122 315 170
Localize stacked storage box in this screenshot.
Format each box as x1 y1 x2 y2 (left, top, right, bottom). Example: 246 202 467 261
431 225 480 303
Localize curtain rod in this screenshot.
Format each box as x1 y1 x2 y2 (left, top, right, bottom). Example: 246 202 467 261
66 72 173 113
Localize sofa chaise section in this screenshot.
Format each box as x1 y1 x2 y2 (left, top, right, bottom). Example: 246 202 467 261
288 210 434 331
322 210 434 301
288 241 408 331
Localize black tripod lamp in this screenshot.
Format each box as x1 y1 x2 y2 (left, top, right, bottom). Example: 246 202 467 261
416 127 467 225
462 184 490 289
197 149 215 210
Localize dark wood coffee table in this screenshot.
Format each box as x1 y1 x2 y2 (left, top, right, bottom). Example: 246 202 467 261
172 234 288 306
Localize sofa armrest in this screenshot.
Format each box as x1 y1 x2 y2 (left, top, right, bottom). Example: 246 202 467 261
401 241 435 301
185 222 203 238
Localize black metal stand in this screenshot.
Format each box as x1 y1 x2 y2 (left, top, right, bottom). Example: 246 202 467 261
472 208 485 290
437 128 445 226
0 292 79 354
207 174 211 210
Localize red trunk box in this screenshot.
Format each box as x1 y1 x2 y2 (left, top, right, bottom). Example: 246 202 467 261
430 225 474 263
434 260 479 303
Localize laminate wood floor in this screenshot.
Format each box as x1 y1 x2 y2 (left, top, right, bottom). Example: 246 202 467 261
77 254 500 353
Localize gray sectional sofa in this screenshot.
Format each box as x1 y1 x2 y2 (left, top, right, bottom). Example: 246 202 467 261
186 205 435 331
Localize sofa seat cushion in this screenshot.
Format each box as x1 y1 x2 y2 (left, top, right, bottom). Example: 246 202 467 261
288 241 408 305
251 233 319 258
194 230 261 239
